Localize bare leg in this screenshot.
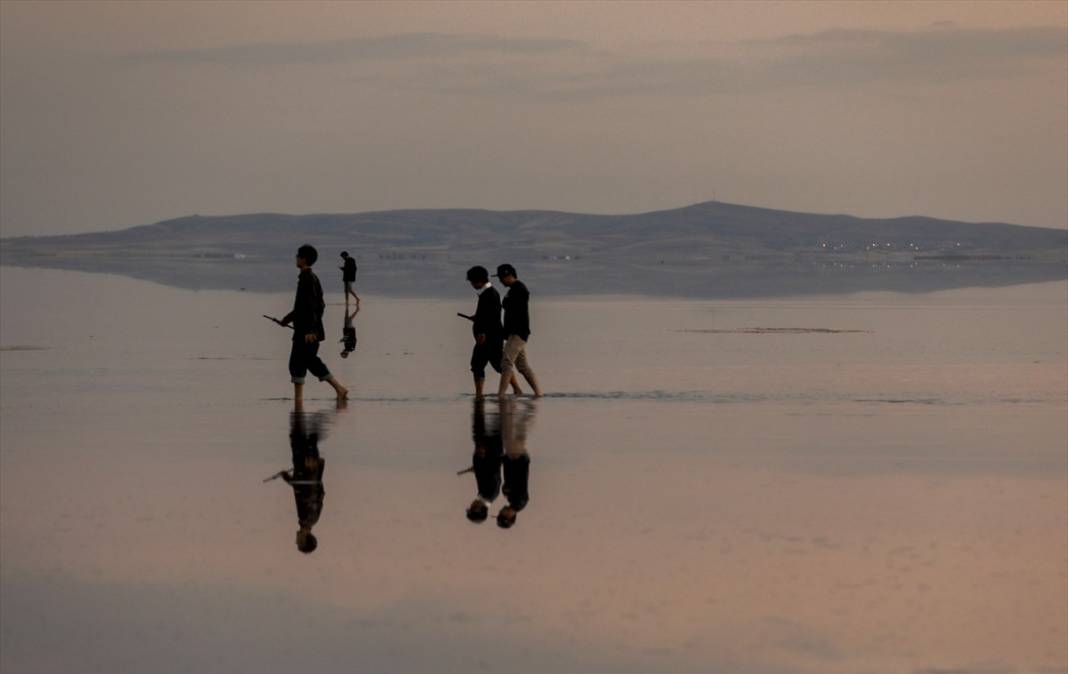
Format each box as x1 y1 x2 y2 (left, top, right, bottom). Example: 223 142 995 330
510 374 523 395
523 372 544 398
514 348 543 397
474 375 485 398
499 338 519 397
325 375 348 400
293 382 304 406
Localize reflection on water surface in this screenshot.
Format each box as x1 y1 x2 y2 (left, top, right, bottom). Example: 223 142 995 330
1 268 1065 674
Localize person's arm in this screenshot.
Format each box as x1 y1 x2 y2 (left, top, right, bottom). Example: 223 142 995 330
472 292 494 343
304 277 324 343
289 275 318 340
280 275 309 327
518 285 531 333
280 291 298 326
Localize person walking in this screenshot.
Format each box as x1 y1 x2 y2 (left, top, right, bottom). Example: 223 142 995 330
466 265 521 397
339 251 360 307
280 244 348 403
494 264 543 398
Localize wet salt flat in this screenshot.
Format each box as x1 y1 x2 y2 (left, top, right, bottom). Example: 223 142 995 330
1 266 1066 674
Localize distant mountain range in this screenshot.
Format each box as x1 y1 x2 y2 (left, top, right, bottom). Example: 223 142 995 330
2 201 1065 297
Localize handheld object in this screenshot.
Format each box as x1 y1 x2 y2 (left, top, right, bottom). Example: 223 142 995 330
263 315 293 329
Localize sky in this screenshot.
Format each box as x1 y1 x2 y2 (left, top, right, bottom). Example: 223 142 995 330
1 0 1066 237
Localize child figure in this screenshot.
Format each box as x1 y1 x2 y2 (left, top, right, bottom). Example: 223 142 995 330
279 244 348 402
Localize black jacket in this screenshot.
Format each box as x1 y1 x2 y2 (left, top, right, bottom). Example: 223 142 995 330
472 286 504 341
282 269 326 342
341 257 357 283
502 280 531 341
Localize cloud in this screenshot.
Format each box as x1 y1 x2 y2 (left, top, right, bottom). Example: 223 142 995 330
125 32 585 66
749 26 1067 83
581 26 1068 99
125 26 1067 102
342 25 1068 103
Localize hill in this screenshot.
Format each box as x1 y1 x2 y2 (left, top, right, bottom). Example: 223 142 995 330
2 201 1064 297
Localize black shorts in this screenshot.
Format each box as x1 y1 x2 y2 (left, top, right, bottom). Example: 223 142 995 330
289 340 331 384
470 340 504 379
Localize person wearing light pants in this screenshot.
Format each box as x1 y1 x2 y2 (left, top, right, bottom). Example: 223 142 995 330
494 263 544 398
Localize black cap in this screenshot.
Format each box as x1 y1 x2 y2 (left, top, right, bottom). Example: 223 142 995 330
493 264 517 278
340 251 349 257
466 265 489 282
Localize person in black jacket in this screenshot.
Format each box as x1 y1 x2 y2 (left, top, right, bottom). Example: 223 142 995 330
466 265 522 397
339 251 360 307
280 244 348 403
494 264 544 398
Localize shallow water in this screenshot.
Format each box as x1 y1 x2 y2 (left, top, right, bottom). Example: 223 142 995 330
1 266 1065 674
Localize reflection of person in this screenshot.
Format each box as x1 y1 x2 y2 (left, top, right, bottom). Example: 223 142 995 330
340 302 359 359
497 399 536 529
281 409 327 553
339 251 360 307
464 398 503 522
280 244 347 403
466 265 521 397
494 264 543 398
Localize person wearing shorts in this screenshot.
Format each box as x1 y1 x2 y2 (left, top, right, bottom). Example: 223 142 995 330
280 244 348 403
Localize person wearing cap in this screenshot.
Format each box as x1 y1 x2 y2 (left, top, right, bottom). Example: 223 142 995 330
466 265 522 397
279 244 348 403
339 251 360 308
494 264 544 398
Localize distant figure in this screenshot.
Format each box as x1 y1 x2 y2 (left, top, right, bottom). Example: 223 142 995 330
466 265 521 397
339 251 360 307
494 264 544 398
279 244 347 403
463 398 504 523
281 408 327 554
340 302 359 359
497 399 536 529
